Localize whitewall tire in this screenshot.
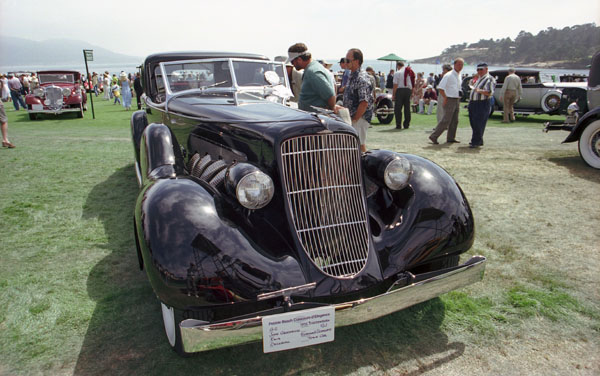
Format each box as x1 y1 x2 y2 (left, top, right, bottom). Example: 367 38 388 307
578 119 600 169
161 302 177 347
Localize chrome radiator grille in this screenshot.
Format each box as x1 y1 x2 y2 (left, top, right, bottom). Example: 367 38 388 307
45 86 63 111
280 134 369 278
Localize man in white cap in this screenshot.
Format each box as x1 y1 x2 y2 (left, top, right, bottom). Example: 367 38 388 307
467 62 496 148
287 43 335 112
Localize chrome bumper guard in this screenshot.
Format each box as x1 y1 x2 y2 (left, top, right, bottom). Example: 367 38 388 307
180 255 486 353
374 107 394 115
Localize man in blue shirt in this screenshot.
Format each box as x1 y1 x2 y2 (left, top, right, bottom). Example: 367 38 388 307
339 57 350 94
287 43 336 112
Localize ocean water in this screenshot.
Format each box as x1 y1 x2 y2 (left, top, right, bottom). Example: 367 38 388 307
1 59 589 80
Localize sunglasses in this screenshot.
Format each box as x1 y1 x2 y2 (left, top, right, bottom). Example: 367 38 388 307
477 67 486 71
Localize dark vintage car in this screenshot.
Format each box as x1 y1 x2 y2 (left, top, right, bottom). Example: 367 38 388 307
545 51 600 169
130 51 486 355
25 70 87 120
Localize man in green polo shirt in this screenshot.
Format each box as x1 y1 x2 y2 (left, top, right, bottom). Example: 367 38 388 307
287 43 336 112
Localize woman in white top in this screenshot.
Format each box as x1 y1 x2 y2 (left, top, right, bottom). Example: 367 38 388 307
0 75 9 102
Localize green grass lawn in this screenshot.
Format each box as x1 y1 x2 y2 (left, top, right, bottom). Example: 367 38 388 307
0 98 598 375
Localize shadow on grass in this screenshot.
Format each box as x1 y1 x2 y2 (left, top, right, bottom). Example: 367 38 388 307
547 154 600 183
74 164 464 375
74 164 162 375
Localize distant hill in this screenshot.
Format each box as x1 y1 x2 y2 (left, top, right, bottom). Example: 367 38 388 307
0 35 141 67
413 23 600 69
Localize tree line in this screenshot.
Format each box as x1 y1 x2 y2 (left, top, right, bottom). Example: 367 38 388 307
434 23 599 68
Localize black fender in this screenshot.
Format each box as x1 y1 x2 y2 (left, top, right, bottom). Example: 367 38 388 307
139 123 176 184
563 106 600 143
375 92 392 105
134 177 306 310
130 110 148 164
364 152 474 279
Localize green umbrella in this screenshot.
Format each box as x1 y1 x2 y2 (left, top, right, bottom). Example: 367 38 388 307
377 53 406 70
377 53 406 61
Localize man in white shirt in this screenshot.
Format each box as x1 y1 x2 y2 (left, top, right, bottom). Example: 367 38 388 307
429 58 464 144
392 61 414 129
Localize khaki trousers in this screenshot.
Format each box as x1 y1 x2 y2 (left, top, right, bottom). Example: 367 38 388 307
503 89 517 122
431 97 460 142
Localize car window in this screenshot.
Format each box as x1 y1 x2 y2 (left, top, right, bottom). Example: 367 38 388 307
160 59 287 95
154 66 166 102
163 62 232 93
234 61 285 87
39 74 75 85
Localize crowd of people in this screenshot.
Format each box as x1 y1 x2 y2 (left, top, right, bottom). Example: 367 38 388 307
285 43 502 150
1 47 517 152
89 71 143 111
0 69 145 150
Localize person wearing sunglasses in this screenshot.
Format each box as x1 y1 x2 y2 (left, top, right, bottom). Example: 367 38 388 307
467 62 496 148
338 57 351 94
341 48 374 153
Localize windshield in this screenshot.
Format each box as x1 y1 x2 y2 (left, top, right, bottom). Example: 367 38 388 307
160 59 287 94
39 74 75 85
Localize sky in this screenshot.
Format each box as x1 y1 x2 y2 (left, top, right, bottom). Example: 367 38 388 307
1 0 598 61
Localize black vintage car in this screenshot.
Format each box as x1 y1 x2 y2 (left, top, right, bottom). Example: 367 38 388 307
545 51 600 169
130 51 486 355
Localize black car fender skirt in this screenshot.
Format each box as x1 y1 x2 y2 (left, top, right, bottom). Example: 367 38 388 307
135 177 307 308
131 110 148 163
563 107 600 143
140 123 176 184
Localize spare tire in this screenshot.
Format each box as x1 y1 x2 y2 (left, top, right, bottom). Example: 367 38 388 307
541 90 561 113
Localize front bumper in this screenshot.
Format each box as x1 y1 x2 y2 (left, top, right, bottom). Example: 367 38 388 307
28 108 80 115
180 255 486 353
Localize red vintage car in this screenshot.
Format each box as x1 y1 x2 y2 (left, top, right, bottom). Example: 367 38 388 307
25 70 87 120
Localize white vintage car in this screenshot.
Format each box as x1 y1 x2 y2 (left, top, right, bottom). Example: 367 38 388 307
490 69 587 116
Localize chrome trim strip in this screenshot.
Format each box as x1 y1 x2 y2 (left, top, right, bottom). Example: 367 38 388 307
257 282 317 301
134 161 143 188
180 256 486 353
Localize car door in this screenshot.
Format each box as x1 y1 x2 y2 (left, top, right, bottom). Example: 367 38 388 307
518 74 543 109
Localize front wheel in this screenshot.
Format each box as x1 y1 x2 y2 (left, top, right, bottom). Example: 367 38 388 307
376 101 394 124
578 119 600 169
28 113 37 120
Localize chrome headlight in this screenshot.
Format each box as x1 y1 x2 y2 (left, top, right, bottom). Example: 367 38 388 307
62 87 71 96
236 171 274 209
33 88 44 97
226 163 274 210
567 102 579 115
384 157 412 190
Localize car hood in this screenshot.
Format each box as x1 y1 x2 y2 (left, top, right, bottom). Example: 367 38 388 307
167 94 316 123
